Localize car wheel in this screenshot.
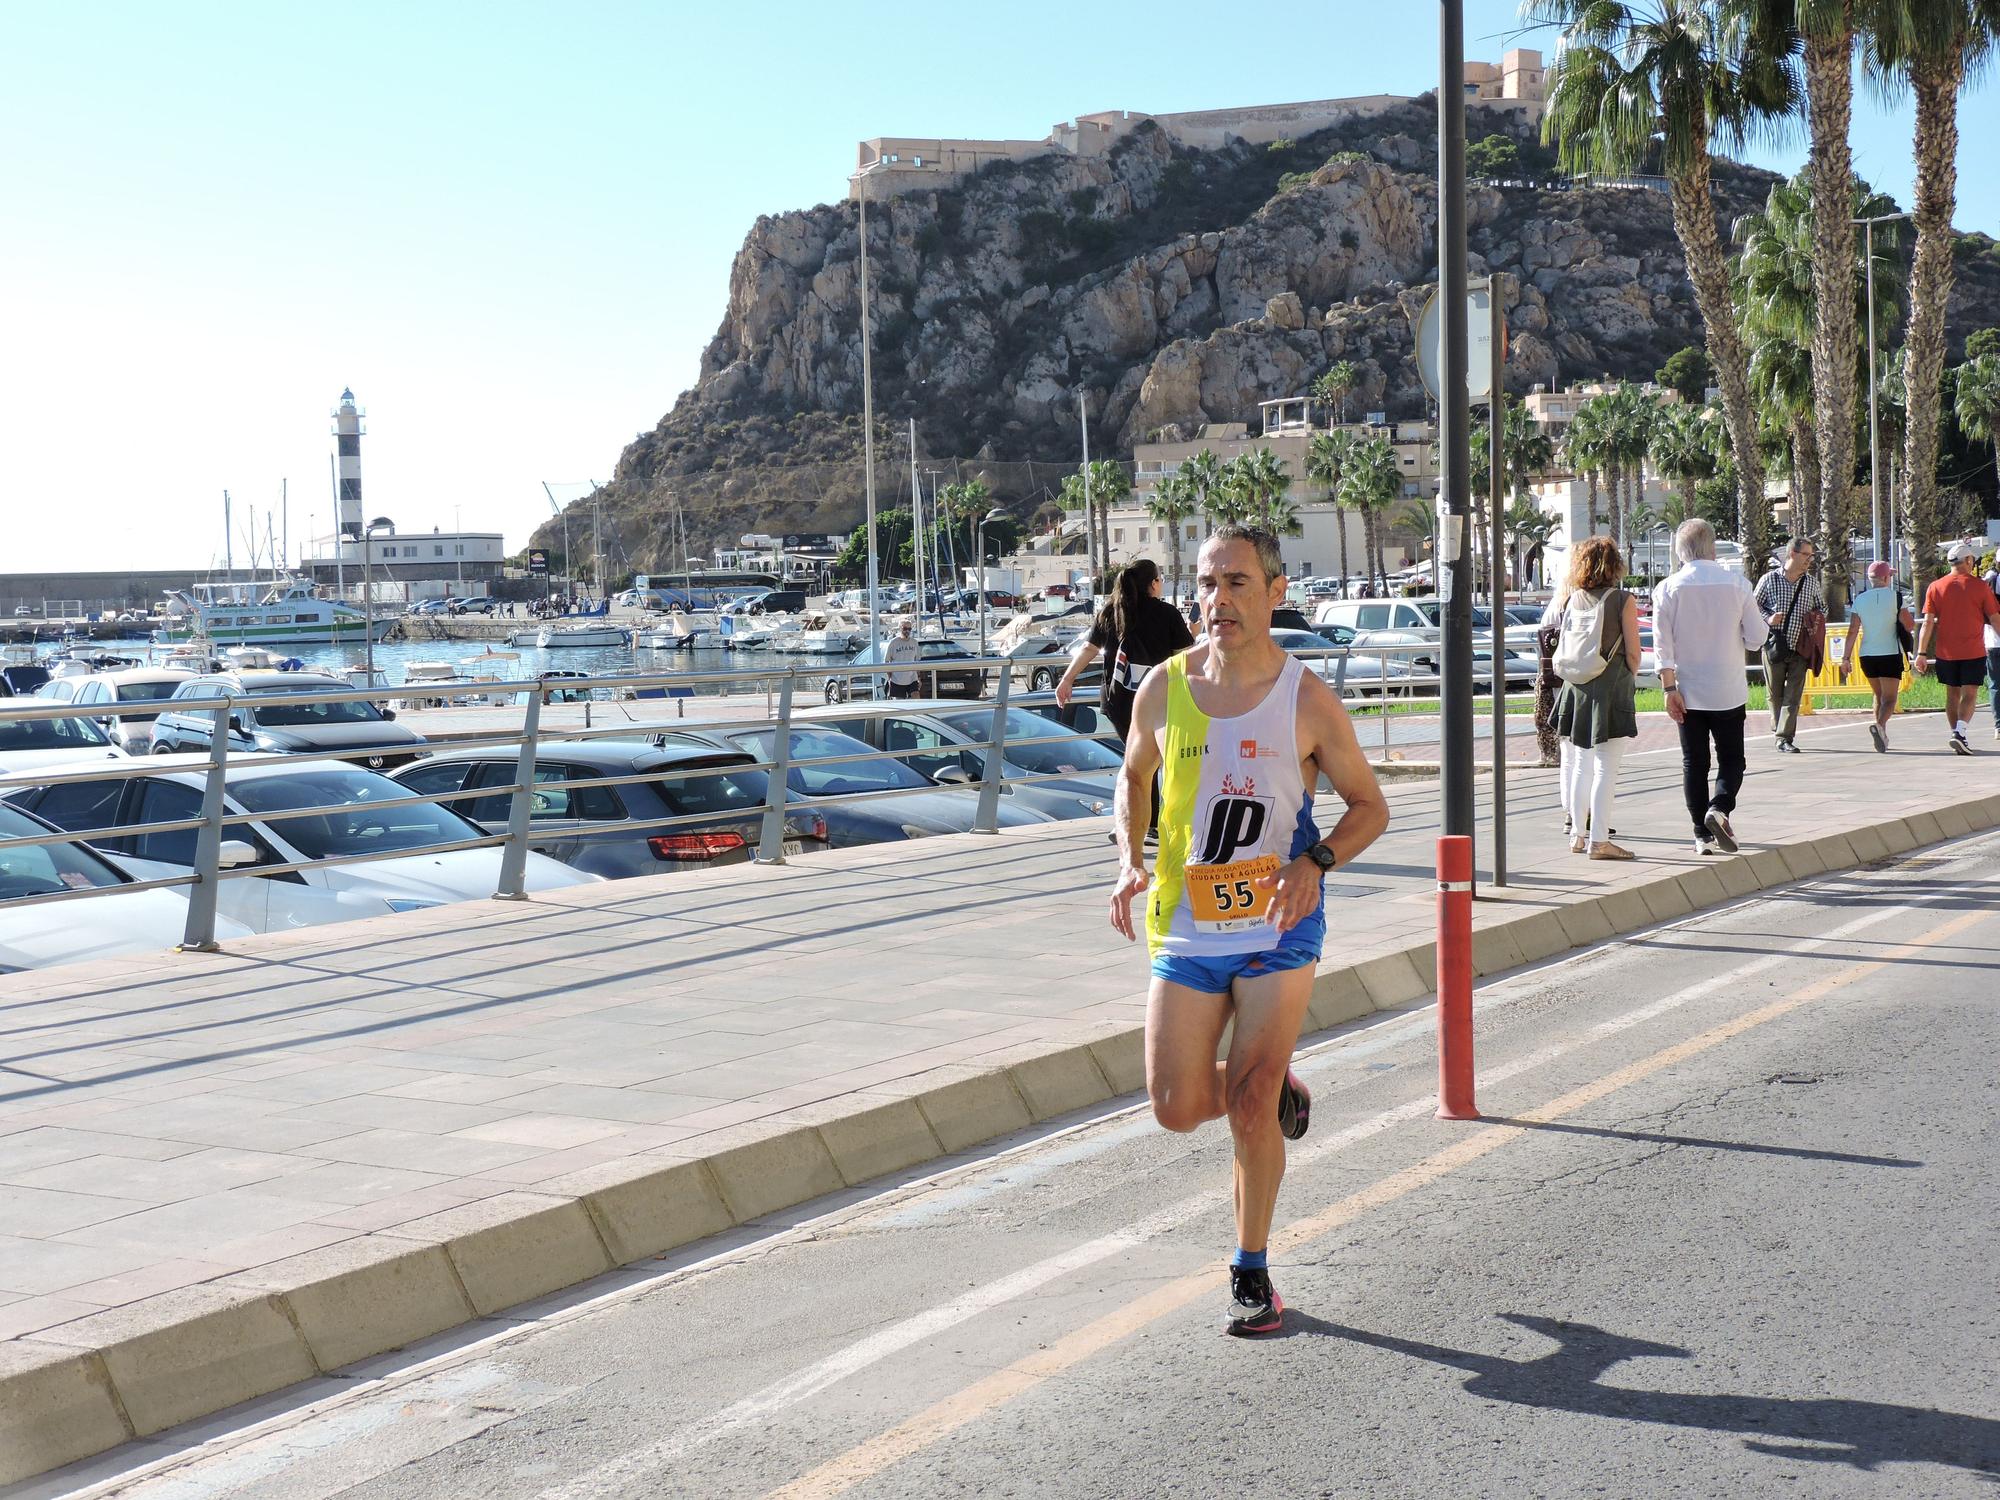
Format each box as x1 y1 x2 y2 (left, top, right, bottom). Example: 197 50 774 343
1031 667 1055 692
824 677 847 704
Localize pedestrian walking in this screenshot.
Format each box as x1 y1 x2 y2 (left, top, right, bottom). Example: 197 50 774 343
1551 537 1641 861
1534 582 1568 771
1653 519 1769 855
1912 540 2000 755
1754 537 1825 753
1108 525 1389 1336
1057 559 1194 744
1837 561 1916 752
883 616 923 700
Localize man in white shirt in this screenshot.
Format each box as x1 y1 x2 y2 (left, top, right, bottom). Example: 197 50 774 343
884 616 923 699
1653 519 1771 855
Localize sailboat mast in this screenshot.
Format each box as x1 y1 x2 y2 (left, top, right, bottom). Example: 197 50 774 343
223 490 234 580
908 419 923 633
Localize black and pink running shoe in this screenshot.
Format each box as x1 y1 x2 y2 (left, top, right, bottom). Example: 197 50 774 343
1226 1266 1284 1336
1278 1069 1311 1141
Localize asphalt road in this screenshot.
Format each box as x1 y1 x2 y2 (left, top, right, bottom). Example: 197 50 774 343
29 830 2000 1500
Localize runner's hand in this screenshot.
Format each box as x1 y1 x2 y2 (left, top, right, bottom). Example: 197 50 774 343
1055 676 1072 708
1108 864 1149 942
1256 855 1321 936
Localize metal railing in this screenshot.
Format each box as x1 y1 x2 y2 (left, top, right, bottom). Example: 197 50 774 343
0 637 1524 957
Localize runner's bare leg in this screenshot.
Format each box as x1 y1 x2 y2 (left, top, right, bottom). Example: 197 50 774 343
1145 980 1231 1133
1224 965 1315 1253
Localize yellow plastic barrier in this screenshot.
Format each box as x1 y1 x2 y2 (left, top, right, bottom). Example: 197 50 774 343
1799 623 1912 715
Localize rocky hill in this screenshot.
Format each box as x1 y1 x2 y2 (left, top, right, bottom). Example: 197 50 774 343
545 98 2000 573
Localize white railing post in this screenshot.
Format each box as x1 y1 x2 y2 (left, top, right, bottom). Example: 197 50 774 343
180 702 232 952
756 673 796 863
971 664 1012 835
494 691 542 900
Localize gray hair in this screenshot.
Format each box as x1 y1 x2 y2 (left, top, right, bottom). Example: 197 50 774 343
1673 518 1717 564
1205 524 1286 583
1785 534 1816 557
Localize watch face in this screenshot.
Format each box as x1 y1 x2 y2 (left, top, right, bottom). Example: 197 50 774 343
1310 844 1336 871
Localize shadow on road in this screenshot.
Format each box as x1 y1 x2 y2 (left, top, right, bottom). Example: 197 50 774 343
1487 1118 1922 1169
1295 1312 1999 1478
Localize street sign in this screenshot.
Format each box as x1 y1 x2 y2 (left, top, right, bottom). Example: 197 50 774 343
1415 284 1504 403
527 549 549 575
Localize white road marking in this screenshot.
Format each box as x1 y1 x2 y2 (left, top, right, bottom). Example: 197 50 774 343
51 838 1988 1500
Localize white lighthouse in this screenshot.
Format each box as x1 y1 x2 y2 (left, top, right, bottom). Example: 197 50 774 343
332 388 365 542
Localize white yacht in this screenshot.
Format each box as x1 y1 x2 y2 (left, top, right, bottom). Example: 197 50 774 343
535 623 627 649
155 577 388 647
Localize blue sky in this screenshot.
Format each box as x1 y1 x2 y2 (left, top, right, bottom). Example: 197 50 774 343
4 0 1993 572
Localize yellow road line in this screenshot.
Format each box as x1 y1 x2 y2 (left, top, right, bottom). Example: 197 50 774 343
765 908 1990 1500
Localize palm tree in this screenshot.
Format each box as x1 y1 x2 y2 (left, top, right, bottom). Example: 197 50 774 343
1312 361 1360 423
1234 446 1293 527
1266 496 1305 540
1733 176 1824 544
1529 0 1800 566
1955 350 2000 493
1563 396 1615 536
1608 384 1661 553
1870 0 2000 592
1207 455 1254 528
1086 459 1131 582
1337 436 1402 590
1179 448 1227 545
1146 470 1198 600
1651 400 1731 518
1305 429 1359 587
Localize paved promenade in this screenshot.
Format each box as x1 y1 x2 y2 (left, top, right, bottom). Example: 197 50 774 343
1 715 1995 1482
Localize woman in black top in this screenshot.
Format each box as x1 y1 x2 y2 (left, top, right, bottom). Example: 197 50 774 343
1056 559 1195 740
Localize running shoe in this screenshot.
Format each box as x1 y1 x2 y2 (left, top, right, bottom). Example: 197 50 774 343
1950 732 1971 756
1869 723 1887 753
1278 1069 1311 1141
1704 809 1737 854
1694 836 1720 856
1225 1266 1284 1336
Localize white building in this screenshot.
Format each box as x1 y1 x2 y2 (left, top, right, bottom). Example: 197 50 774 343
303 526 508 602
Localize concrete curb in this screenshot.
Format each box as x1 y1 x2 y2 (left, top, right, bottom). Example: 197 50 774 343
6 791 1997 1485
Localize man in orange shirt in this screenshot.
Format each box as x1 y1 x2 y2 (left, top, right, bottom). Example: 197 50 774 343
1913 540 2000 755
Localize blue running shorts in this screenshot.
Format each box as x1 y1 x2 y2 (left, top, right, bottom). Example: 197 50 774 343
1149 907 1325 995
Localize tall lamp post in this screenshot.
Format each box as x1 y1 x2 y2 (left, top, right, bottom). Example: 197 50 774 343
976 508 1006 658
362 516 394 686
1853 210 1911 567
850 158 892 659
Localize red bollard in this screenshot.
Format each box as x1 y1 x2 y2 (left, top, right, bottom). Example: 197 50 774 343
1435 834 1478 1120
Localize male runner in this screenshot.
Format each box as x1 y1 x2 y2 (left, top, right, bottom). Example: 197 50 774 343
1109 524 1390 1335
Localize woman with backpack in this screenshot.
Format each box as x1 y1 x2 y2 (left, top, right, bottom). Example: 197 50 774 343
1837 560 1916 753
1552 537 1642 861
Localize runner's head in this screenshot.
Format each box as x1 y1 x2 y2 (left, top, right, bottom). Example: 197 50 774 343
897 616 913 636
1946 539 1978 574
1196 526 1286 649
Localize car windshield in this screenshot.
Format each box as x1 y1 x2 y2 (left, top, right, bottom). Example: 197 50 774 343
231 767 480 859
0 805 127 898
936 709 1122 775
247 688 385 727
116 680 184 703
730 729 931 795
0 713 114 753
1409 603 1493 628
655 760 770 816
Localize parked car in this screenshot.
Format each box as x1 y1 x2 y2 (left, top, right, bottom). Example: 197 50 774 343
63 668 194 753
659 726 1052 835
147 672 428 768
1 758 595 933
825 639 987 702
801 702 1117 820
1005 634 1099 693
455 596 502 614
390 739 849 877
411 597 452 615
0 801 254 970
0 708 129 775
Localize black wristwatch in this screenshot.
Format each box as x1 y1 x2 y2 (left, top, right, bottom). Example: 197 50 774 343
1305 841 1337 872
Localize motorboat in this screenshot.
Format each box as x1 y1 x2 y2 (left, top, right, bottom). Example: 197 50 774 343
221 645 289 672
154 576 389 647
633 609 721 650
789 612 865 656
536 623 627 649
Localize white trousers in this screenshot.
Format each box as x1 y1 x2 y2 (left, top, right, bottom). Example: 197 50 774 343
1562 737 1627 844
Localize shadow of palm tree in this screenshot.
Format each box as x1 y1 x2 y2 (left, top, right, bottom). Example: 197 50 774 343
1303 1312 1999 1478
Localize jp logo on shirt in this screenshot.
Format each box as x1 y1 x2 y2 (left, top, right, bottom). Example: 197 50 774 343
1195 795 1274 864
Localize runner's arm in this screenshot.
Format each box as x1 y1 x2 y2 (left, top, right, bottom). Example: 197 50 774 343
1107 666 1167 941
1055 644 1100 709
1257 671 1390 935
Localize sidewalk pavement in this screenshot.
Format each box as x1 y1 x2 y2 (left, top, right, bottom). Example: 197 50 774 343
3 715 1997 1482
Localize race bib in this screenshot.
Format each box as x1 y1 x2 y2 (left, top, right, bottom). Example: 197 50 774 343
1184 853 1281 932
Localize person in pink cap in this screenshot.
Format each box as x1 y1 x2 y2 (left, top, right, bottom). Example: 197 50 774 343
1838 560 1917 752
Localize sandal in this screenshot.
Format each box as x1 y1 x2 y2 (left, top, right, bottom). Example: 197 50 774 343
1570 836 1588 854
1589 842 1635 861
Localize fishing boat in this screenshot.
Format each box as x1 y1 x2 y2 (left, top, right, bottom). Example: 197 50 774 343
154 577 389 647
535 622 627 649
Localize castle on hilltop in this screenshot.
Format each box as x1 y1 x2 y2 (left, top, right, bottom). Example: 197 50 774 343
851 50 1544 199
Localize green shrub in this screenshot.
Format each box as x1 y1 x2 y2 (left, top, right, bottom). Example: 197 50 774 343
1267 137 1296 153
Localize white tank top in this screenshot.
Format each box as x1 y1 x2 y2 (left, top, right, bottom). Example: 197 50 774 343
1146 653 1317 955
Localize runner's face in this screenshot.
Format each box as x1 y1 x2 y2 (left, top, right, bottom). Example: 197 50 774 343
1196 539 1284 646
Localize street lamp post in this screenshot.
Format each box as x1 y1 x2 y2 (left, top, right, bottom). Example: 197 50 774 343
362 516 394 685
851 159 891 659
976 508 1005 658
1854 211 1911 566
